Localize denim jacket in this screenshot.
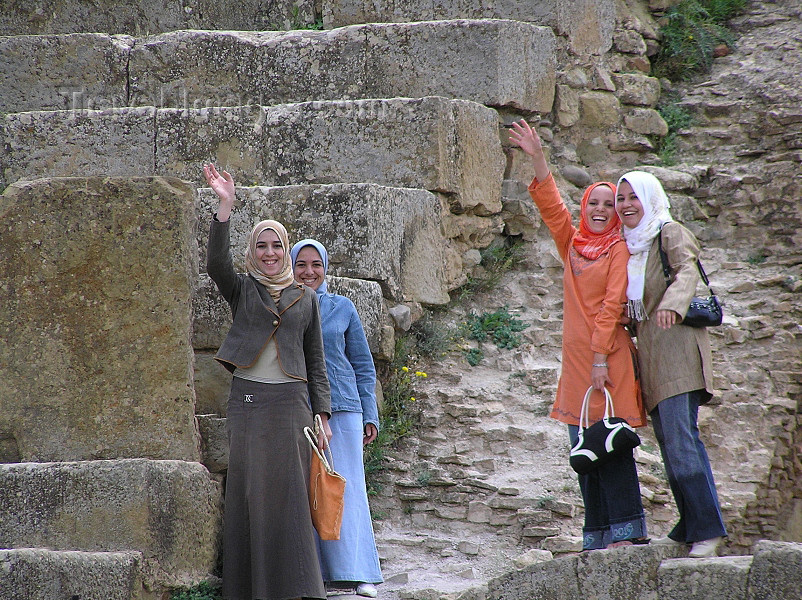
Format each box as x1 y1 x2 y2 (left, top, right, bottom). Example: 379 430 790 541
318 292 379 430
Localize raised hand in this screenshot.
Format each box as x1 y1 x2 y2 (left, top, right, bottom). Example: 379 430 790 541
204 163 235 221
509 119 550 182
509 119 543 157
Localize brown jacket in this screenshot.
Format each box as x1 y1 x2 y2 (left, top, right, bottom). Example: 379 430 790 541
634 221 715 413
207 217 331 416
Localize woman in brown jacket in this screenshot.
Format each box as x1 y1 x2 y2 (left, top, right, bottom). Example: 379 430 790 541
616 170 726 558
204 163 332 600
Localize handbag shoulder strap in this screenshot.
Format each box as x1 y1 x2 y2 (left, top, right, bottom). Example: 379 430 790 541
304 414 336 472
579 387 616 428
657 225 715 294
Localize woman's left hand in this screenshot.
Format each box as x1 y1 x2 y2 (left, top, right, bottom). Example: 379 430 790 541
316 413 333 450
591 365 613 391
363 423 378 446
655 309 679 330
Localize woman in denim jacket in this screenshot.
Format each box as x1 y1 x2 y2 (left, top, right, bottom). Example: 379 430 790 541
291 239 383 598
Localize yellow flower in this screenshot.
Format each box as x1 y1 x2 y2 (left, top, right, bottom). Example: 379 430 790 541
415 371 428 378
401 366 409 372
409 397 416 402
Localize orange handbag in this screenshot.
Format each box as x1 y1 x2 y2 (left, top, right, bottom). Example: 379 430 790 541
303 415 346 540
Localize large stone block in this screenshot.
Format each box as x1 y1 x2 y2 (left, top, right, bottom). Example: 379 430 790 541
128 21 554 112
0 460 222 591
577 545 688 600
195 182 451 304
0 108 156 191
0 548 143 600
1 97 505 214
322 0 615 55
0 34 132 113
487 554 580 600
1 21 554 114
0 0 313 35
658 556 752 600
0 177 200 462
746 540 802 600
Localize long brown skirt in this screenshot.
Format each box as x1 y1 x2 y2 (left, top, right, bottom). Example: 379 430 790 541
223 377 325 600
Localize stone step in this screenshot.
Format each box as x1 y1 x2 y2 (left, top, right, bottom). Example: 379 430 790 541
195 183 454 305
0 97 505 215
0 0 311 35
0 548 144 600
0 20 555 114
320 0 615 56
0 459 222 593
658 555 753 600
0 176 200 464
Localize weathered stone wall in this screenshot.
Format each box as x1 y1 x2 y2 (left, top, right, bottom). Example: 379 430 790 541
320 0 616 56
486 541 802 600
0 21 555 114
0 0 313 35
0 459 222 591
0 177 200 463
0 98 505 217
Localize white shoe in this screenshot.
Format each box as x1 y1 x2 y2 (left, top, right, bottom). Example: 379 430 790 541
652 536 685 546
689 536 722 558
356 583 378 598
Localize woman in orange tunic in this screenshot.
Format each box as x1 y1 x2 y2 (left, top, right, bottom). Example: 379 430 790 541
510 120 648 550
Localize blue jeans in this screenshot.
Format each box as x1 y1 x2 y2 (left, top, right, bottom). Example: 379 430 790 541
568 426 647 550
650 390 727 543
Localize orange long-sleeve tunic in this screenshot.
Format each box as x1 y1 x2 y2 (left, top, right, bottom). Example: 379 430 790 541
529 175 646 427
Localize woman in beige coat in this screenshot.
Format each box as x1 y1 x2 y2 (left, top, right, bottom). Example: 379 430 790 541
615 171 726 558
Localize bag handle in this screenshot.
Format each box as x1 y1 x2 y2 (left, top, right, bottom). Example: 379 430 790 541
657 226 715 294
303 414 336 473
578 386 615 429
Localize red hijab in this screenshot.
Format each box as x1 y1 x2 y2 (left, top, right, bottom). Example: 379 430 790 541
572 182 622 260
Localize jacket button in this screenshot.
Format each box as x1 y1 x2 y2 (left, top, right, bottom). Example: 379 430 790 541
272 320 279 326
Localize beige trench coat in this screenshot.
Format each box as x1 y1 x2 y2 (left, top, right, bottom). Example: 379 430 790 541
633 222 715 413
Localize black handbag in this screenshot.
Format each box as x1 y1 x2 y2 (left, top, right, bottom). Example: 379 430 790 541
569 387 641 475
658 229 723 328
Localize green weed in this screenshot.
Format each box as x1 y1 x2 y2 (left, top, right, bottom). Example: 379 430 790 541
457 240 526 300
364 337 424 496
464 347 483 366
170 582 221 600
652 0 746 81
289 6 324 30
656 94 695 165
463 307 529 350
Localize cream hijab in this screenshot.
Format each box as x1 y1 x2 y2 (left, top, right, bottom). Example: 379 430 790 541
616 171 674 321
244 219 299 303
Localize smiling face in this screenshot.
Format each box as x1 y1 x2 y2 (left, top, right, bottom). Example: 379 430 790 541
616 180 645 228
293 245 326 291
255 229 285 277
584 185 617 234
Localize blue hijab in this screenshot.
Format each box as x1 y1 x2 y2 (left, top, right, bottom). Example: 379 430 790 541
290 238 329 295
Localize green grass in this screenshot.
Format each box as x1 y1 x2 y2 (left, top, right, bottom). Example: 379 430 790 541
170 582 221 600
460 306 529 366
457 240 526 301
289 6 324 30
656 93 696 165
364 336 424 496
463 306 529 350
652 0 747 81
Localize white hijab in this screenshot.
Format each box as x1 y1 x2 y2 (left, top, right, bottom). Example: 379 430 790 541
616 171 674 321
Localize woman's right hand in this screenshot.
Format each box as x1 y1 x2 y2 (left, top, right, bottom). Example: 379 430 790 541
509 119 550 182
509 119 543 158
204 163 235 221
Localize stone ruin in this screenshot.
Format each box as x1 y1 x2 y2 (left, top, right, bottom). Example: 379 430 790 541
0 0 799 598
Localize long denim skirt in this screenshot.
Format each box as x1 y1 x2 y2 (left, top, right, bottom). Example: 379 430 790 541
317 411 383 584
223 377 325 600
